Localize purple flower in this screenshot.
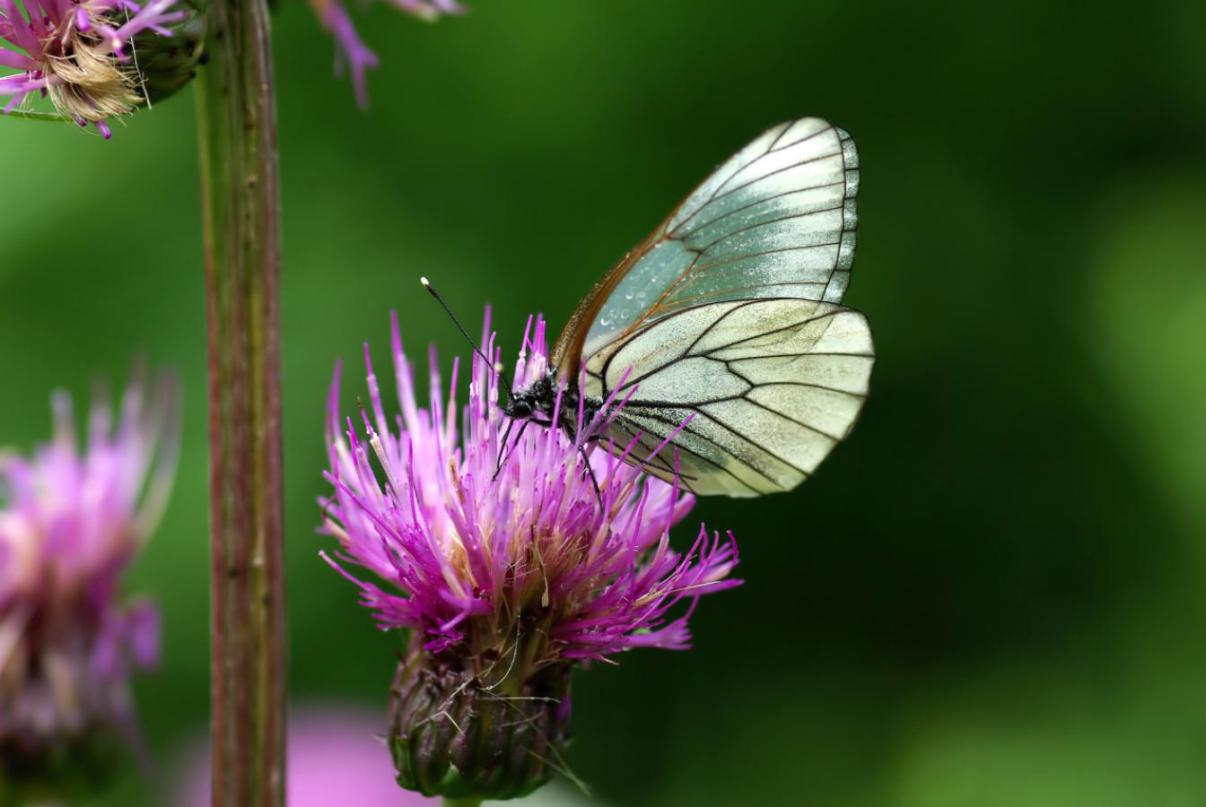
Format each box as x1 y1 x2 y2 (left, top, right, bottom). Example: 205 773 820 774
0 371 179 779
0 0 187 137
307 0 464 107
320 311 739 799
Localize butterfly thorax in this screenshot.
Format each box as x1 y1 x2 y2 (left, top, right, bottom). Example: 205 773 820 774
505 372 604 440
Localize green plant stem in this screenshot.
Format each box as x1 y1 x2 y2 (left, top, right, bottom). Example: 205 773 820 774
194 0 285 801
3 109 68 122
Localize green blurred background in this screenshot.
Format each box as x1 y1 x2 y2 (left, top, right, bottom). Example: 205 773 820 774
3 1 1206 804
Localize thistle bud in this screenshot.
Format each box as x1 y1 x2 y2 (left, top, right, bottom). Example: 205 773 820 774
130 0 207 105
389 644 572 799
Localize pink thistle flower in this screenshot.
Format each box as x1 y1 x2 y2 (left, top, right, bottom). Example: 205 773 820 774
0 0 190 137
0 370 179 787
320 311 739 799
307 0 463 108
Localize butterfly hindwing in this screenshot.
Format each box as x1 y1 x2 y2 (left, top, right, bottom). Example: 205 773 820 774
583 298 873 496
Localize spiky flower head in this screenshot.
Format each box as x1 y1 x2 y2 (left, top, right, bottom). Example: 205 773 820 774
321 312 740 800
307 0 463 107
0 371 179 794
0 0 200 137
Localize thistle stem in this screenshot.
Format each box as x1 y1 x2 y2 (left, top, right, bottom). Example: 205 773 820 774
194 0 286 801
2 109 68 122
442 798 485 807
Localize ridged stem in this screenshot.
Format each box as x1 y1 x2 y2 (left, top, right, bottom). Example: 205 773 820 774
194 0 286 801
2 110 68 122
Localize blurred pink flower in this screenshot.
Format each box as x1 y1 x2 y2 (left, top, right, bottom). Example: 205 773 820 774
307 0 464 107
177 707 433 806
0 371 178 769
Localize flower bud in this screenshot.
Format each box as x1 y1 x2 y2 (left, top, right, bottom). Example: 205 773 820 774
388 645 572 800
0 726 126 804
131 1 208 105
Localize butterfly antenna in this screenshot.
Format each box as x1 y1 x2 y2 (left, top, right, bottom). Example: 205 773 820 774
421 277 514 400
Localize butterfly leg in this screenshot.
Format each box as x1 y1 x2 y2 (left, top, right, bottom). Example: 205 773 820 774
577 443 604 508
492 416 558 481
493 418 517 480
557 415 606 506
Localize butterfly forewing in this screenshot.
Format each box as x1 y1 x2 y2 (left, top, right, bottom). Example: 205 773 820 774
583 299 873 497
553 118 860 376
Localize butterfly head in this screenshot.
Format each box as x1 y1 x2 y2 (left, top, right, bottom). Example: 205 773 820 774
505 372 608 452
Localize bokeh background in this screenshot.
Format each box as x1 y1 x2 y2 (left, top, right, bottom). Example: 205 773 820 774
4 1 1206 804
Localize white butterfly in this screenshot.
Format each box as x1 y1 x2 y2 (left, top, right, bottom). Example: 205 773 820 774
506 118 873 497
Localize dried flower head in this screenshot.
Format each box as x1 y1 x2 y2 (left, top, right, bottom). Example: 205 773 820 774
0 0 196 137
307 0 463 107
0 371 179 789
321 312 739 800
